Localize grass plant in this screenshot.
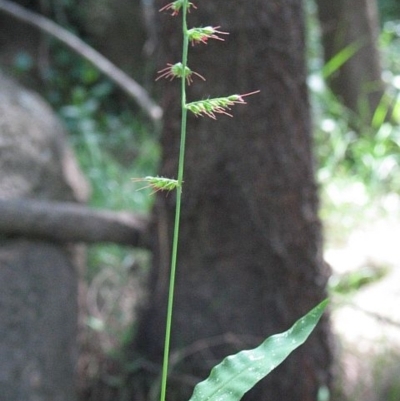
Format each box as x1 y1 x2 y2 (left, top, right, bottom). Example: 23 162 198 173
133 2 328 401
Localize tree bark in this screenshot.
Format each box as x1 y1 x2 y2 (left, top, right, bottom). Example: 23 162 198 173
130 1 333 400
316 0 386 124
0 199 149 247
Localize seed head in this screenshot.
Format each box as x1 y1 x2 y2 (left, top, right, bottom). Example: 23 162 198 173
159 1 197 16
132 176 181 194
156 62 206 85
185 91 260 119
187 26 229 46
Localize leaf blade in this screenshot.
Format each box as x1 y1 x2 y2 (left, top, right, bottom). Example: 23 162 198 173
188 299 328 401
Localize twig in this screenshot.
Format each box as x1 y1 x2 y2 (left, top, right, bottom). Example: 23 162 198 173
333 294 400 329
349 302 400 329
0 0 163 122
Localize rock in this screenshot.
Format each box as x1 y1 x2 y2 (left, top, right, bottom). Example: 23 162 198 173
0 72 89 202
0 72 89 401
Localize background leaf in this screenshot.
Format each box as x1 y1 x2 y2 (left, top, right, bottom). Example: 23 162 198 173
188 299 328 401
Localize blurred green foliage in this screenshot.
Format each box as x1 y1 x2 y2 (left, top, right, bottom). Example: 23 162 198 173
21 39 159 281
307 1 400 196
378 0 400 22
29 44 160 213
329 265 389 294
304 0 400 252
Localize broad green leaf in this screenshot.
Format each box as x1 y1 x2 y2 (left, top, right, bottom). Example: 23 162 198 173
188 299 328 401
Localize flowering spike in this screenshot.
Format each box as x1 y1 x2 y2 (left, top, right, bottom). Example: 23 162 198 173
187 26 229 46
156 62 206 85
185 91 260 119
227 90 261 103
132 176 181 194
159 1 197 16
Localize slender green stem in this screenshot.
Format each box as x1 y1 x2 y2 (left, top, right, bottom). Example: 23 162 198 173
159 3 190 401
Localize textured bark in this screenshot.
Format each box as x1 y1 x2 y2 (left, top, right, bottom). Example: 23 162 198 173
316 0 385 124
131 1 332 400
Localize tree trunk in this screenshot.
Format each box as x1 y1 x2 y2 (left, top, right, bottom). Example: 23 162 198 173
130 1 333 400
316 0 386 124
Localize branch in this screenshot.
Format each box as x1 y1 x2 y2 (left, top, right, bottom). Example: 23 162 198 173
0 0 163 122
0 199 151 247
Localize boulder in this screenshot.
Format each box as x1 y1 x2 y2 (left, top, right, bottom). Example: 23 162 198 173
0 71 89 401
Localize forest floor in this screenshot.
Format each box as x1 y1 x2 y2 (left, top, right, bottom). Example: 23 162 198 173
324 192 400 400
